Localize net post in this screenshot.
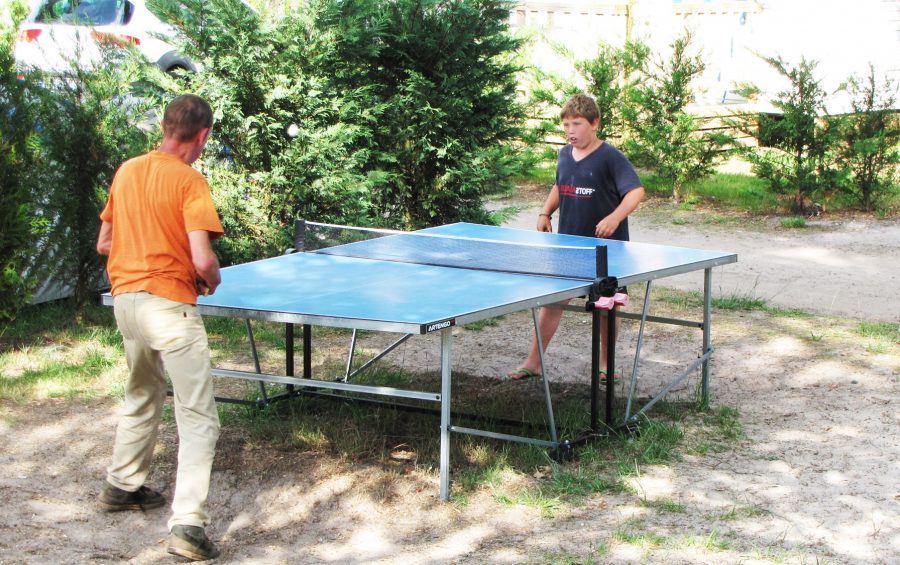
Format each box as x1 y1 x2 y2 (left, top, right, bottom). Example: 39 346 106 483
294 219 306 252
605 306 616 429
596 245 608 279
589 245 608 432
590 308 600 432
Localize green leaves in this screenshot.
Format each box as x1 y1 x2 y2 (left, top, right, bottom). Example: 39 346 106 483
726 55 887 214
832 65 900 211
620 32 730 202
1 3 36 323
311 0 524 228
147 0 525 263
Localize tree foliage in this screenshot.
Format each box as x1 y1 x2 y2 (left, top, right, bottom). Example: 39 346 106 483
730 56 838 214
832 65 900 211
148 0 525 267
27 48 155 309
621 32 731 202
0 0 35 325
304 0 526 228
576 40 648 141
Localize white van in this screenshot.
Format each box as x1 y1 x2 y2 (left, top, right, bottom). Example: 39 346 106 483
15 0 194 75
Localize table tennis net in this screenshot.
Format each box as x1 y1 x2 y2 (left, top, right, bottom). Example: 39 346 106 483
298 222 602 280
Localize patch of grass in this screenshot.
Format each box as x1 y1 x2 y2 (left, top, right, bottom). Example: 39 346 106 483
712 293 768 311
780 216 807 228
682 404 745 456
495 487 561 517
538 547 608 565
463 316 503 331
672 217 687 225
1 305 126 402
855 322 899 354
749 546 796 563
716 503 770 521
611 523 666 548
687 172 775 212
655 288 704 310
545 467 622 498
856 321 899 341
703 406 743 440
640 497 686 513
454 453 514 492
806 331 824 342
639 173 671 197
629 419 684 465
766 306 813 318
865 342 888 354
704 215 741 225
642 172 776 212
676 529 732 551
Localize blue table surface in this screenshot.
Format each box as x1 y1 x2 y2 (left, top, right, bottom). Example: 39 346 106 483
199 223 736 326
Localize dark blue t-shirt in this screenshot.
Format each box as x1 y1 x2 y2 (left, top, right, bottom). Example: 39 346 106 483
556 142 642 240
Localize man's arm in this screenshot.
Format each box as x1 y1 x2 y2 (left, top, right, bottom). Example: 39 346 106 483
595 187 645 238
96 221 113 256
188 230 222 295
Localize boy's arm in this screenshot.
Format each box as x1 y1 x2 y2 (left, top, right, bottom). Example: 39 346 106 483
537 185 560 232
595 187 645 238
188 230 222 296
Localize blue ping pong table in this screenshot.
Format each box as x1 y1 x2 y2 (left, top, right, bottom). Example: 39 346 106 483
106 222 736 500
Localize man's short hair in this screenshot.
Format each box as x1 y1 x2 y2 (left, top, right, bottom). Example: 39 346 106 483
162 94 214 141
560 94 600 123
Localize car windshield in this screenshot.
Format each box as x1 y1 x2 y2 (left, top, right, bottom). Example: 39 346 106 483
37 0 123 26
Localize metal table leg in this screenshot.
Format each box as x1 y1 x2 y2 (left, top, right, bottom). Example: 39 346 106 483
439 327 452 501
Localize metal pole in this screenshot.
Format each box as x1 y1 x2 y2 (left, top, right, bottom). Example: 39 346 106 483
605 307 616 429
303 324 312 380
590 310 601 432
439 327 452 501
245 320 268 404
701 268 712 409
532 308 558 444
624 281 653 421
342 329 358 382
285 323 295 396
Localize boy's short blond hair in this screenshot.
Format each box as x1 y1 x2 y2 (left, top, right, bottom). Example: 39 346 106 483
560 94 600 123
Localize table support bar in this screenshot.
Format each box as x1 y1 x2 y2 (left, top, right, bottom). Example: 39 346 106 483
624 349 713 424
450 425 558 449
211 368 440 402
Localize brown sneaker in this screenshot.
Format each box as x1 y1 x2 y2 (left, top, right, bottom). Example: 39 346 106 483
98 484 166 512
167 525 220 562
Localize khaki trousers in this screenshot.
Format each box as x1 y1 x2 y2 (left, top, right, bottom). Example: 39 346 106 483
108 292 219 529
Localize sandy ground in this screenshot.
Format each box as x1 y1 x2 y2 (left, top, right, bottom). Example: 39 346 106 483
1 203 898 564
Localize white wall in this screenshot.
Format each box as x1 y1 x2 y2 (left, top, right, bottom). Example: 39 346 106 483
511 0 900 111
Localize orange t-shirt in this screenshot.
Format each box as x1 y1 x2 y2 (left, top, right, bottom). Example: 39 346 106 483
100 151 224 304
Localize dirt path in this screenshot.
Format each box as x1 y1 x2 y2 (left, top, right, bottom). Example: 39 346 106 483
1 204 898 564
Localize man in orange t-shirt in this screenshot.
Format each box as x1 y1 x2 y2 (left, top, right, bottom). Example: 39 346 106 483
96 94 223 562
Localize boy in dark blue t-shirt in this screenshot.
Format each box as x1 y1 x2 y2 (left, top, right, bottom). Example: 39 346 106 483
508 94 645 382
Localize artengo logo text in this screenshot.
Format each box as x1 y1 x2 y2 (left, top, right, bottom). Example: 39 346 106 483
559 184 595 198
425 319 455 333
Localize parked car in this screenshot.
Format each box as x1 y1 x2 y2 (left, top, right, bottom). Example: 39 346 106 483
15 0 195 75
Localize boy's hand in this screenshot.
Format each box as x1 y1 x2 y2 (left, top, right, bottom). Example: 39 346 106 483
595 216 621 238
537 215 553 232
